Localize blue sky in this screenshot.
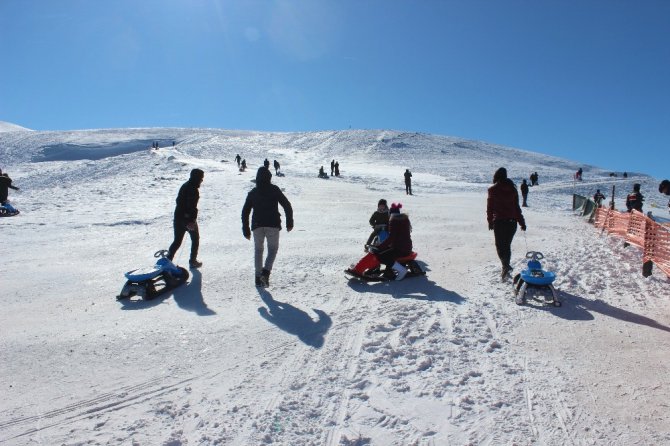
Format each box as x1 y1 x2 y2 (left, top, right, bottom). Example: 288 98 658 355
1 0 668 179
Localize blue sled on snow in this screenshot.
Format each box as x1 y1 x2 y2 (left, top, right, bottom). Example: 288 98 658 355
117 250 189 300
513 251 561 307
0 202 20 217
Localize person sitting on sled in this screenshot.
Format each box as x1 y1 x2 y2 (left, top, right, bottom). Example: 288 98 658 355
347 202 412 281
365 199 389 250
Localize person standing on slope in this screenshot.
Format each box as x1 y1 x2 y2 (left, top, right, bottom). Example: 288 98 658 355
520 179 529 207
487 167 526 281
625 183 644 213
242 167 294 287
167 169 204 268
404 169 413 195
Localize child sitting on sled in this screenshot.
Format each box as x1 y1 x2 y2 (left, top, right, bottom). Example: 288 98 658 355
347 202 412 281
365 199 390 251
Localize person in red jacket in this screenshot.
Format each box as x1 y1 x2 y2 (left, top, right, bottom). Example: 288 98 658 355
487 167 526 281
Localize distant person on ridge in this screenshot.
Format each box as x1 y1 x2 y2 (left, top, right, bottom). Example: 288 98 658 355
625 183 644 213
487 167 526 281
242 167 294 287
235 154 241 168
575 168 583 181
520 179 529 207
334 161 340 177
240 159 247 171
273 159 280 176
404 169 412 195
330 159 335 176
263 158 270 169
167 169 204 268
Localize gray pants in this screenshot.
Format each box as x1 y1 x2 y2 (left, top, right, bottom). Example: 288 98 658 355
253 227 280 276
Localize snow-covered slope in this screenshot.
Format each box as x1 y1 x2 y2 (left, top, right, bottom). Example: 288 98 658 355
1 128 668 445
0 121 32 132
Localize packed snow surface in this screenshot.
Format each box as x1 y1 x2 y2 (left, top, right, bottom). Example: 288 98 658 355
1 128 669 445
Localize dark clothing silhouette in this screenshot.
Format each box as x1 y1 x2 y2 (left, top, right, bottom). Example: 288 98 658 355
168 169 204 262
404 169 412 195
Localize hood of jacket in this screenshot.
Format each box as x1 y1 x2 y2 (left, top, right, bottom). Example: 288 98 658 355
256 166 272 186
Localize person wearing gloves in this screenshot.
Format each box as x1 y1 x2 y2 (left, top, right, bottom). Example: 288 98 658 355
487 167 526 281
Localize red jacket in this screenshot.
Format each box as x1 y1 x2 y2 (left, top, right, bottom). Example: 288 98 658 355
487 179 525 227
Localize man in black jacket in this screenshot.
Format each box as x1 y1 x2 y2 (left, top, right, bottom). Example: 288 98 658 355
0 169 20 214
242 167 293 287
168 169 204 268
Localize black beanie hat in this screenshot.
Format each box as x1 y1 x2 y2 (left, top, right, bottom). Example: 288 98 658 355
378 199 387 207
659 180 670 194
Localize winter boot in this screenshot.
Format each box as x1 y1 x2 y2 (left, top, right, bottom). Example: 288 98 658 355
255 275 263 287
260 269 270 287
189 259 203 268
392 262 407 281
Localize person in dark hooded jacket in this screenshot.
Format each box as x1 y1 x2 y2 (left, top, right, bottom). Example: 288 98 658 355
242 167 294 287
487 167 526 280
0 169 20 206
167 169 204 268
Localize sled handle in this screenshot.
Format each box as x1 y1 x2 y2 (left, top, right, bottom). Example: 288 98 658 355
154 250 169 258
525 251 544 261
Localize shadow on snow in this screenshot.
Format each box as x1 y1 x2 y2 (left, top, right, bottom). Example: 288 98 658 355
257 289 332 349
118 269 216 316
532 290 670 332
347 275 466 304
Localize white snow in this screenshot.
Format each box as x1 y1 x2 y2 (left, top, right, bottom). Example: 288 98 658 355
1 128 669 445
0 121 32 133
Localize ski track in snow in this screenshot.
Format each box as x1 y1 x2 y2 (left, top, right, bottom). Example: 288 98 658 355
1 128 669 445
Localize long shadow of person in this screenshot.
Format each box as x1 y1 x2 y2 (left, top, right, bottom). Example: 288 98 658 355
550 291 670 332
257 289 332 348
347 275 466 304
172 269 216 316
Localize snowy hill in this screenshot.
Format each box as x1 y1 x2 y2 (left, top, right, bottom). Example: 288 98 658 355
1 128 669 445
0 121 32 133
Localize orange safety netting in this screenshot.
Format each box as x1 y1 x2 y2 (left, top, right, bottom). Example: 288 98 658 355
593 208 670 277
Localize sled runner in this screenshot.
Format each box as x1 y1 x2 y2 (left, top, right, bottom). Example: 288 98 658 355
117 250 189 300
513 251 561 307
345 252 426 282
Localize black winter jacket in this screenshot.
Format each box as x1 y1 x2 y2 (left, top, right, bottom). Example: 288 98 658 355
174 180 200 223
242 168 293 236
0 175 19 203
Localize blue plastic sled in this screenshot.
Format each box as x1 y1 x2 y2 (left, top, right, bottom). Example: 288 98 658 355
117 250 189 300
513 251 561 307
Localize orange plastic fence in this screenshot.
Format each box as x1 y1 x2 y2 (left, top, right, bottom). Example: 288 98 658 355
593 208 670 277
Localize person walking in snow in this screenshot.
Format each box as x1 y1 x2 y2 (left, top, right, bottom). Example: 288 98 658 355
520 179 529 207
235 154 241 168
263 158 270 169
334 161 340 177
625 183 644 213
242 167 294 287
330 159 335 176
240 159 247 171
365 199 390 250
273 159 280 176
0 169 20 214
487 167 526 281
167 169 204 268
404 169 412 195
